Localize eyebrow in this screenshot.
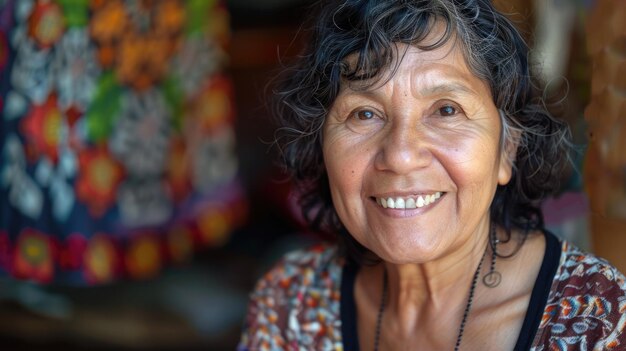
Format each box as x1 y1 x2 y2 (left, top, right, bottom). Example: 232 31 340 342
342 80 481 100
418 82 480 98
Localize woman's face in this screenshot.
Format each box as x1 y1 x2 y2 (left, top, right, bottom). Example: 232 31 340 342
322 41 514 264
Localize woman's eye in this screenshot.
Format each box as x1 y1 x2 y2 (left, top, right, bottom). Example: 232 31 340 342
355 110 376 120
438 105 458 116
344 107 384 134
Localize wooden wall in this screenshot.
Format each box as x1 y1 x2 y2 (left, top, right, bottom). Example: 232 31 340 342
585 0 626 271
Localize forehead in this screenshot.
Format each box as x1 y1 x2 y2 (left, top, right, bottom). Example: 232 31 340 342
341 40 491 101
339 19 491 97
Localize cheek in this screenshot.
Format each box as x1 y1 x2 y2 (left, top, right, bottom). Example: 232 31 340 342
325 155 363 196
325 166 363 234
436 134 501 189
323 140 373 225
323 135 369 190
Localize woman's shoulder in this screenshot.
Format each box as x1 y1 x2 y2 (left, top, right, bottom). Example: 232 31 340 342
533 237 626 350
553 240 626 295
238 243 344 351
254 243 343 293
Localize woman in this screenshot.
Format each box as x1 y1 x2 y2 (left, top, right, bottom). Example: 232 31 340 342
239 1 626 350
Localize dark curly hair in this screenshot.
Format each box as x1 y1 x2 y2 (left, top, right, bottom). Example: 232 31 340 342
272 0 572 263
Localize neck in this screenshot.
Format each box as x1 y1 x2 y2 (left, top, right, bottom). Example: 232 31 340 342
370 221 491 337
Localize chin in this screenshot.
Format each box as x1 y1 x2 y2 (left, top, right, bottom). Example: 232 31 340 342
371 240 444 264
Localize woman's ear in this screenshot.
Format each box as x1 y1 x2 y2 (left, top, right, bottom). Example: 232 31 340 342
498 110 520 185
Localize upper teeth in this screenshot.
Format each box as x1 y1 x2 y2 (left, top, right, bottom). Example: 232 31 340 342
377 192 442 209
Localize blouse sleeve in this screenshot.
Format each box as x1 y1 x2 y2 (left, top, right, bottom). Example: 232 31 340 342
532 244 626 350
237 245 343 351
237 259 295 351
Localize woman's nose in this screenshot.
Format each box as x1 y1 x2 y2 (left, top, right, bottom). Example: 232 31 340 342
374 122 432 174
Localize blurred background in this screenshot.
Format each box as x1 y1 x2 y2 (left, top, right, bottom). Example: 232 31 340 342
0 0 624 349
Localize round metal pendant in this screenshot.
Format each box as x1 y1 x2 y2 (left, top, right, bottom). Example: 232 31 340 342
482 271 502 288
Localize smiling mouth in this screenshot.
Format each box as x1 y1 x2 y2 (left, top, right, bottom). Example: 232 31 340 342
374 192 443 209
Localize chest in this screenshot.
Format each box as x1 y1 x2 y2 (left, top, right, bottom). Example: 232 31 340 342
355 293 531 351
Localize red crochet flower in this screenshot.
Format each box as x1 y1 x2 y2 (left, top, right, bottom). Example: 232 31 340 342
0 231 12 272
165 137 191 203
13 228 55 284
0 32 9 71
27 0 65 48
20 94 64 163
75 146 124 216
58 233 88 271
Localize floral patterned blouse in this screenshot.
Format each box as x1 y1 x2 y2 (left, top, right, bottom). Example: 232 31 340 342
0 0 245 285
238 232 626 350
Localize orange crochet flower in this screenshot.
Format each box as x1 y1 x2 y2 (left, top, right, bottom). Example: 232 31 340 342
89 0 127 67
125 234 162 279
84 233 119 284
186 75 235 135
198 206 232 247
89 0 185 90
